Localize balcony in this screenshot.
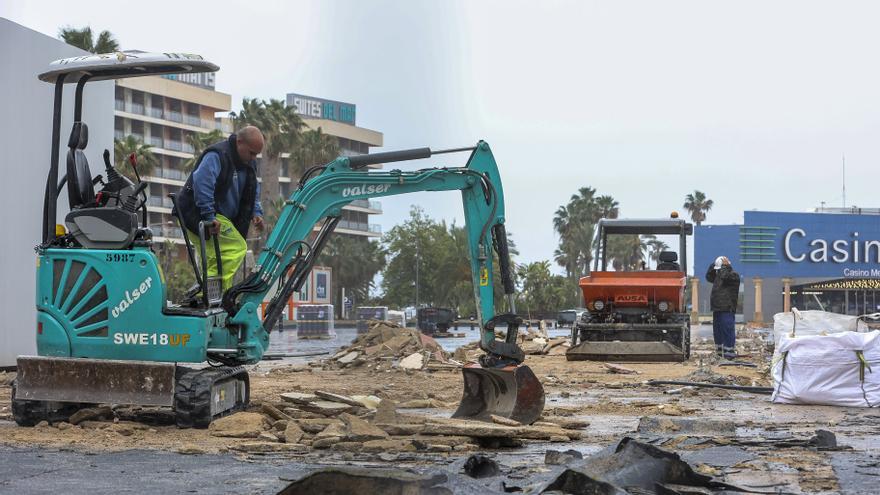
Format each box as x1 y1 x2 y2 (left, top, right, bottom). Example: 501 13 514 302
147 196 175 209
182 141 195 154
165 139 183 152
215 120 233 133
336 220 382 234
167 111 183 123
183 114 202 126
114 99 125 111
149 107 164 119
130 103 145 115
151 224 184 239
349 199 382 212
153 168 187 181
148 136 164 148
114 129 125 140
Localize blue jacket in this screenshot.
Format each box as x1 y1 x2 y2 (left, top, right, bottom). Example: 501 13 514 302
192 151 263 222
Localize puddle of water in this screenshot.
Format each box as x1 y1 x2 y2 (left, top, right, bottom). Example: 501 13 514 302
266 325 571 365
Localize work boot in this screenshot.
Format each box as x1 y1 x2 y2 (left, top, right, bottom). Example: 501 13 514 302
722 346 737 360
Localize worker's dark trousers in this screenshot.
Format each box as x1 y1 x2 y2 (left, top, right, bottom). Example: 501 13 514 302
712 311 736 357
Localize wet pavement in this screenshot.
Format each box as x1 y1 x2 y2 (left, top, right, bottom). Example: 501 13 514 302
3 324 878 494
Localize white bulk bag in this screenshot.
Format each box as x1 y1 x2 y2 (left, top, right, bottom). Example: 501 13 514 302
772 309 868 347
771 330 880 407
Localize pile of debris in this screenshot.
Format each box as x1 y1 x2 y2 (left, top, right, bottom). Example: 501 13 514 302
209 388 587 454
324 322 456 371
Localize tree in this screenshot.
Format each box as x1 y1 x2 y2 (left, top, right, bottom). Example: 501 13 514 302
114 136 158 181
182 129 226 174
553 187 597 279
231 98 305 226
380 206 518 316
605 235 649 271
289 128 340 179
645 236 670 268
683 190 714 226
59 26 119 53
317 236 386 317
381 206 450 308
516 261 578 318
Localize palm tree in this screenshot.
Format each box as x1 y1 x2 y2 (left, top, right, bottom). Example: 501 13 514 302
606 235 648 271
645 236 670 268
113 136 158 180
231 98 305 224
182 129 226 174
290 128 340 179
593 195 619 221
683 190 714 226
58 26 119 53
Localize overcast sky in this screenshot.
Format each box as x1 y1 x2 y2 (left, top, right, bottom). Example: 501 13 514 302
5 1 880 272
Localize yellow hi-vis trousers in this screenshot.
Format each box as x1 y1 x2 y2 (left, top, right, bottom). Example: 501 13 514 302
186 214 247 290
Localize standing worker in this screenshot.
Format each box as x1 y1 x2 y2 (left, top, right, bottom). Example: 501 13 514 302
705 256 740 359
174 126 265 290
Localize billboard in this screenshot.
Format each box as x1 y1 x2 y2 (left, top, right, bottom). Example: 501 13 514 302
695 211 880 279
286 93 356 125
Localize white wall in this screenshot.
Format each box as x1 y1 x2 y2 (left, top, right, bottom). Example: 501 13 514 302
0 18 114 367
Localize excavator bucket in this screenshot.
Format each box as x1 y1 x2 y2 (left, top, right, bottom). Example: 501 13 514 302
452 362 545 425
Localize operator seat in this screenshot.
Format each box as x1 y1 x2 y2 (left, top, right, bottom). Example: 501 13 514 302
63 122 140 249
656 251 681 271
65 122 96 209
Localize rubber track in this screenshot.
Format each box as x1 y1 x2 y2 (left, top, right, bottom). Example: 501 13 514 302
11 381 83 426
174 366 250 428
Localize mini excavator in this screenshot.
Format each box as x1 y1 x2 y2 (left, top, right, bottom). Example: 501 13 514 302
12 51 544 427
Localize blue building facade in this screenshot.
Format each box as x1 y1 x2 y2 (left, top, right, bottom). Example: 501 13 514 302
695 210 880 321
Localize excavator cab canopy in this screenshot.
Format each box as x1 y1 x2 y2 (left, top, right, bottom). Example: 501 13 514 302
593 218 693 273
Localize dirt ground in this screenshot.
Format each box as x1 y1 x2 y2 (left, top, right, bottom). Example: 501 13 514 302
0 338 876 494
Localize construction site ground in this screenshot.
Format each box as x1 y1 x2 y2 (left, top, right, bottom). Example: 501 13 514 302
0 324 877 494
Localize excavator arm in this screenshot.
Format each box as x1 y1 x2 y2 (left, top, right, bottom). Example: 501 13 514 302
221 141 515 364
223 140 544 423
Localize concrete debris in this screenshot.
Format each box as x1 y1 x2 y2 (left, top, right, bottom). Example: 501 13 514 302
398 352 426 370
324 322 450 371
378 417 581 440
259 431 280 442
280 392 318 405
261 402 291 421
337 351 360 364
604 363 640 375
490 415 522 427
230 442 308 453
637 417 736 436
282 422 304 444
350 395 381 409
339 412 390 442
68 405 112 425
296 400 354 416
314 390 367 408
372 398 399 424
176 444 207 455
208 412 268 438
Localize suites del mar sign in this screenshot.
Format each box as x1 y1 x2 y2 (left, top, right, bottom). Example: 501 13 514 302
784 228 880 277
